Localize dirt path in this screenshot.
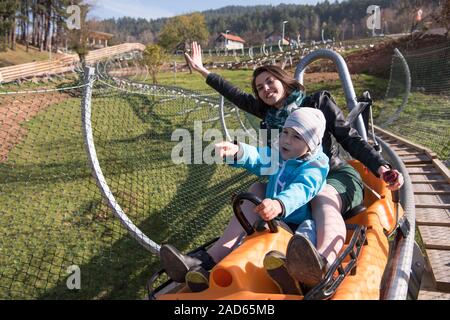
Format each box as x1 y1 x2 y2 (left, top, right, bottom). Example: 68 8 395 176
303 34 449 75
0 92 70 162
303 72 340 83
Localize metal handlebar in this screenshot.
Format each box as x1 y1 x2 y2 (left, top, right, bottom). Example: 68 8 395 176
232 192 278 235
294 49 368 141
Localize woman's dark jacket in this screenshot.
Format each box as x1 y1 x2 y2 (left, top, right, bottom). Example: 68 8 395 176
206 73 389 177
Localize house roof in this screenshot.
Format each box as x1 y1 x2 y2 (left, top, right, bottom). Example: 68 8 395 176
217 33 246 43
88 31 114 39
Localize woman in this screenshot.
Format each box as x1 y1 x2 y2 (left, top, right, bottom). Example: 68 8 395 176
160 42 403 291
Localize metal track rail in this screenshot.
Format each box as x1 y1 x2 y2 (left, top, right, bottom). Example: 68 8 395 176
374 126 450 300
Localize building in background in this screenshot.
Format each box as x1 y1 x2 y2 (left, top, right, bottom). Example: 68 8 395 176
87 31 114 49
215 33 245 50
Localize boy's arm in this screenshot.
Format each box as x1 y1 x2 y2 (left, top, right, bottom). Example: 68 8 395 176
230 143 274 177
274 157 329 217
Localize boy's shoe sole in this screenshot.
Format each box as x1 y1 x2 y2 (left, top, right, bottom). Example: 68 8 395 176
186 266 209 292
160 244 193 283
263 250 303 295
286 234 327 288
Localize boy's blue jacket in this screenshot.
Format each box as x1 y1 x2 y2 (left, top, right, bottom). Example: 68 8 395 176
231 143 329 225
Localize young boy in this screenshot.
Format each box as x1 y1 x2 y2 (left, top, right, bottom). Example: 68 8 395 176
160 107 329 294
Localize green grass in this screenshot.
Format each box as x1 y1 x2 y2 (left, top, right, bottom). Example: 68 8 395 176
0 67 448 299
155 68 254 92
0 84 258 299
377 92 450 160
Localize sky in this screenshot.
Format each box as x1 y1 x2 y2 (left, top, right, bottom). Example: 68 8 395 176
88 0 323 20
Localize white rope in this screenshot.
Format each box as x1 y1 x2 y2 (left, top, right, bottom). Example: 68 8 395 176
96 78 219 98
0 83 89 95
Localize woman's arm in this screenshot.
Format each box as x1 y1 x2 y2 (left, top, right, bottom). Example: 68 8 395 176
184 42 267 119
206 73 267 119
317 92 389 176
312 92 403 189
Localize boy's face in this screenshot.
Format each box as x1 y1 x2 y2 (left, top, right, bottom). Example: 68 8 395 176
279 127 309 160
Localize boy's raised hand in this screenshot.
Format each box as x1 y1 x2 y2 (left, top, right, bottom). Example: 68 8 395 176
215 141 239 158
255 199 282 221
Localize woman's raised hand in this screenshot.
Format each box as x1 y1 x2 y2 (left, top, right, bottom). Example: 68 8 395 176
184 41 210 78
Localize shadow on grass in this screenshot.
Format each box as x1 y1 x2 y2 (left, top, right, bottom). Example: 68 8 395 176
1 84 258 299
0 151 177 186
36 161 256 299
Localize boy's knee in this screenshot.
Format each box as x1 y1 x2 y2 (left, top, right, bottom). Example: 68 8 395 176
312 185 341 206
311 186 343 217
248 182 266 196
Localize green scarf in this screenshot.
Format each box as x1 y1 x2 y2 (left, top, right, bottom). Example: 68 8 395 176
264 90 305 131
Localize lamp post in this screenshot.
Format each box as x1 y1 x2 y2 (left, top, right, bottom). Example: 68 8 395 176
367 5 380 37
282 21 288 47
225 29 230 48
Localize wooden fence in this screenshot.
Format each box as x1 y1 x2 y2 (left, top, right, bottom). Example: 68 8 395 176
0 43 145 84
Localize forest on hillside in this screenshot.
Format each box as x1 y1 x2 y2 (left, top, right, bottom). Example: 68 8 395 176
91 0 445 46
0 0 448 53
0 1 89 51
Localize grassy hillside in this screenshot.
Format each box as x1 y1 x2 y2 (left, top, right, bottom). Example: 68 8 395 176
0 63 447 298
0 44 57 68
0 83 256 299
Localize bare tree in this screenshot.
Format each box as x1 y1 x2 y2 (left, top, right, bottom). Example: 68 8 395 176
432 0 450 37
67 3 91 66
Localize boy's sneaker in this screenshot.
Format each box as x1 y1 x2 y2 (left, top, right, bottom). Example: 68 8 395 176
263 250 303 295
286 234 329 288
185 266 210 292
159 244 216 283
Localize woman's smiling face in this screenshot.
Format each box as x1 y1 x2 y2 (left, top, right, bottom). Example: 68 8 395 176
254 71 286 108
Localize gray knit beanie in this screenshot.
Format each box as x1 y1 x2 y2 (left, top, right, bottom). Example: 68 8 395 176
283 107 326 152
